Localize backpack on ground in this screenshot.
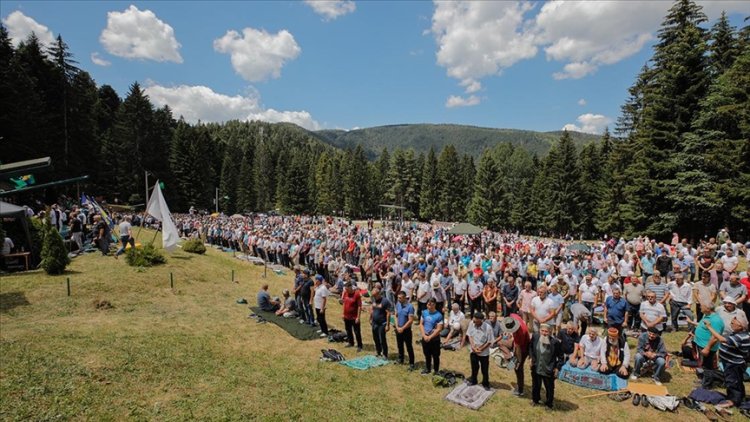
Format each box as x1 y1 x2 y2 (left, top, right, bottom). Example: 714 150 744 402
320 349 345 362
328 329 348 343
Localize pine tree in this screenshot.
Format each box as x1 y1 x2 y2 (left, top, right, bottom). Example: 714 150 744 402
460 154 476 214
437 145 463 222
546 131 580 236
708 11 739 76
507 148 535 233
236 138 256 213
41 221 70 275
218 141 241 213
419 147 439 220
314 151 337 215
577 142 601 238
467 150 498 229
253 134 274 211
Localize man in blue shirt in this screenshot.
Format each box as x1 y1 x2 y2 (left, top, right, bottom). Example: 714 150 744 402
688 302 725 370
395 291 416 369
257 284 280 312
604 285 628 338
420 298 444 375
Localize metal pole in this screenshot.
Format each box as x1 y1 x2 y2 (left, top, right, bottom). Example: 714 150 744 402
66 277 70 296
144 171 149 214
170 272 174 289
215 188 219 213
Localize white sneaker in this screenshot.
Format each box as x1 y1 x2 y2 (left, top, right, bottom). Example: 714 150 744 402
630 374 638 381
317 330 322 333
653 379 662 386
320 333 327 338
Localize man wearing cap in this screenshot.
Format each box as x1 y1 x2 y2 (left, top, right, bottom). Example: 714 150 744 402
465 312 494 390
666 272 694 332
394 291 416 370
631 328 667 385
313 275 330 337
703 310 750 410
694 272 718 322
369 288 391 358
603 285 628 337
530 323 563 409
502 313 531 397
431 279 447 314
716 297 748 337
342 282 364 352
599 327 631 377
420 298 444 375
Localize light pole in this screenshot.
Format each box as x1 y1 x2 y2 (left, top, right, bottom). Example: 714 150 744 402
215 187 219 213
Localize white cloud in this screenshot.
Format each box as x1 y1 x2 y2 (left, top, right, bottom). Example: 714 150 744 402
577 98 586 106
214 27 301 82
2 11 55 47
429 0 750 88
100 5 182 63
431 2 537 83
144 83 320 130
90 52 111 67
445 94 480 108
562 113 612 134
460 78 482 94
304 0 356 21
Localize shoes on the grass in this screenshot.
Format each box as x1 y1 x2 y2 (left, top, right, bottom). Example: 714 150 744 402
608 391 632 402
236 298 248 304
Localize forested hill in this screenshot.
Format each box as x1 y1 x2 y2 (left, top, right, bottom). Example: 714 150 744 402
314 124 600 159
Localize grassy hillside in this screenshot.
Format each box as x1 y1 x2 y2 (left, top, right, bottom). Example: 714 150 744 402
314 124 601 159
1 233 746 421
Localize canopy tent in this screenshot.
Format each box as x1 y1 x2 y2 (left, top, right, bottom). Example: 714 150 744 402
0 201 35 269
568 243 591 253
447 222 483 235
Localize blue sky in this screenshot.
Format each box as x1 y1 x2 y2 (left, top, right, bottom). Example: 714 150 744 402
3 1 749 133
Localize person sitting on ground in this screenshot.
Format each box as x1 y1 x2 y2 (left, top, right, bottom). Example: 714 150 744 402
570 327 603 370
275 289 297 317
442 303 465 345
599 327 631 378
557 321 581 363
631 327 668 385
257 283 280 312
702 312 750 410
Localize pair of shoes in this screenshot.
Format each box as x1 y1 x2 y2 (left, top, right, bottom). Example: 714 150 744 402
482 384 491 391
511 388 523 397
420 369 431 376
632 394 641 406
408 364 416 371
466 379 477 386
608 391 632 402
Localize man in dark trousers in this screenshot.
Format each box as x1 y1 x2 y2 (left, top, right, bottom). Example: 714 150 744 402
530 323 564 410
341 282 363 352
394 291 416 370
369 288 391 359
465 312 494 390
502 314 531 397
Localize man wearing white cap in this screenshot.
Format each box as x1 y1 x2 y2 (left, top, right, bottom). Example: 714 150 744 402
716 297 748 337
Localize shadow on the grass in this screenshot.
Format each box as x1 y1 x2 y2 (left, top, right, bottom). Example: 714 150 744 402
552 399 579 411
0 291 30 313
171 255 193 260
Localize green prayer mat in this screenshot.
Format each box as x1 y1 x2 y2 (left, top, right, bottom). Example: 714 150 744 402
339 355 390 370
249 307 320 341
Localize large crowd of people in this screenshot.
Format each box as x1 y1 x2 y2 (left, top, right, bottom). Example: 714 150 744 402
172 212 750 411
3 201 749 411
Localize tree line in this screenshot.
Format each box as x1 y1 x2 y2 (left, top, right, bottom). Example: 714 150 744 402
1 0 748 241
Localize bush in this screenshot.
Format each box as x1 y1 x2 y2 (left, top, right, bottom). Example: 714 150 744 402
125 242 167 267
182 238 206 254
41 222 70 275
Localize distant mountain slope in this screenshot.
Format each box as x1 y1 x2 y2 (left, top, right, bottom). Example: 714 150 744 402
313 124 601 159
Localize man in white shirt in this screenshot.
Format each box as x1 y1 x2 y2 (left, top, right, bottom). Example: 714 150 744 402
666 272 693 332
720 249 739 273
571 328 603 371
442 303 465 345
530 285 556 334
114 216 135 258
578 275 599 314
639 290 667 332
400 272 415 302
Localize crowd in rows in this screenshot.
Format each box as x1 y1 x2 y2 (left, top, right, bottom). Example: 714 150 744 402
171 213 750 410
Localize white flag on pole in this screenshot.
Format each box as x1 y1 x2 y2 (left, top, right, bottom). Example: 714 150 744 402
146 180 180 252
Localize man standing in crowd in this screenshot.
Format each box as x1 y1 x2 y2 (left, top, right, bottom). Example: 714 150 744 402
342 282 363 352
603 285 628 337
313 275 330 338
420 298 444 375
530 323 563 410
394 291 416 370
640 290 667 333
694 272 718 322
531 285 556 334
667 272 693 332
502 314 530 397
114 216 135 258
465 311 493 390
624 275 644 330
369 288 391 359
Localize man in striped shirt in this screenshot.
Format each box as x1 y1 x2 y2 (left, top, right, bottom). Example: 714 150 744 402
703 314 750 409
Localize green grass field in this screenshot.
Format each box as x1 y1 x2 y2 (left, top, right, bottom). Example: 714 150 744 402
1 232 747 421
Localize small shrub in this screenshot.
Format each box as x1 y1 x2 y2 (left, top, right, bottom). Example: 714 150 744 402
182 239 206 254
41 223 70 275
125 242 166 267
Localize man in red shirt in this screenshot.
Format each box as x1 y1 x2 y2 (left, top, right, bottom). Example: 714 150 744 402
342 282 363 351
501 313 531 397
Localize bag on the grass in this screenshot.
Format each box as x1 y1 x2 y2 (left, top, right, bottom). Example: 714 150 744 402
432 370 464 387
328 329 348 343
320 349 345 362
646 395 680 412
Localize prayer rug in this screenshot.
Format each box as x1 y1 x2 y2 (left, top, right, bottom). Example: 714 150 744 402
339 355 390 370
249 307 320 341
558 363 628 392
445 383 495 410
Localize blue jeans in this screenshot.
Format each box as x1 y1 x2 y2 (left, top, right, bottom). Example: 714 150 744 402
300 298 314 324
116 235 135 256
634 353 666 380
